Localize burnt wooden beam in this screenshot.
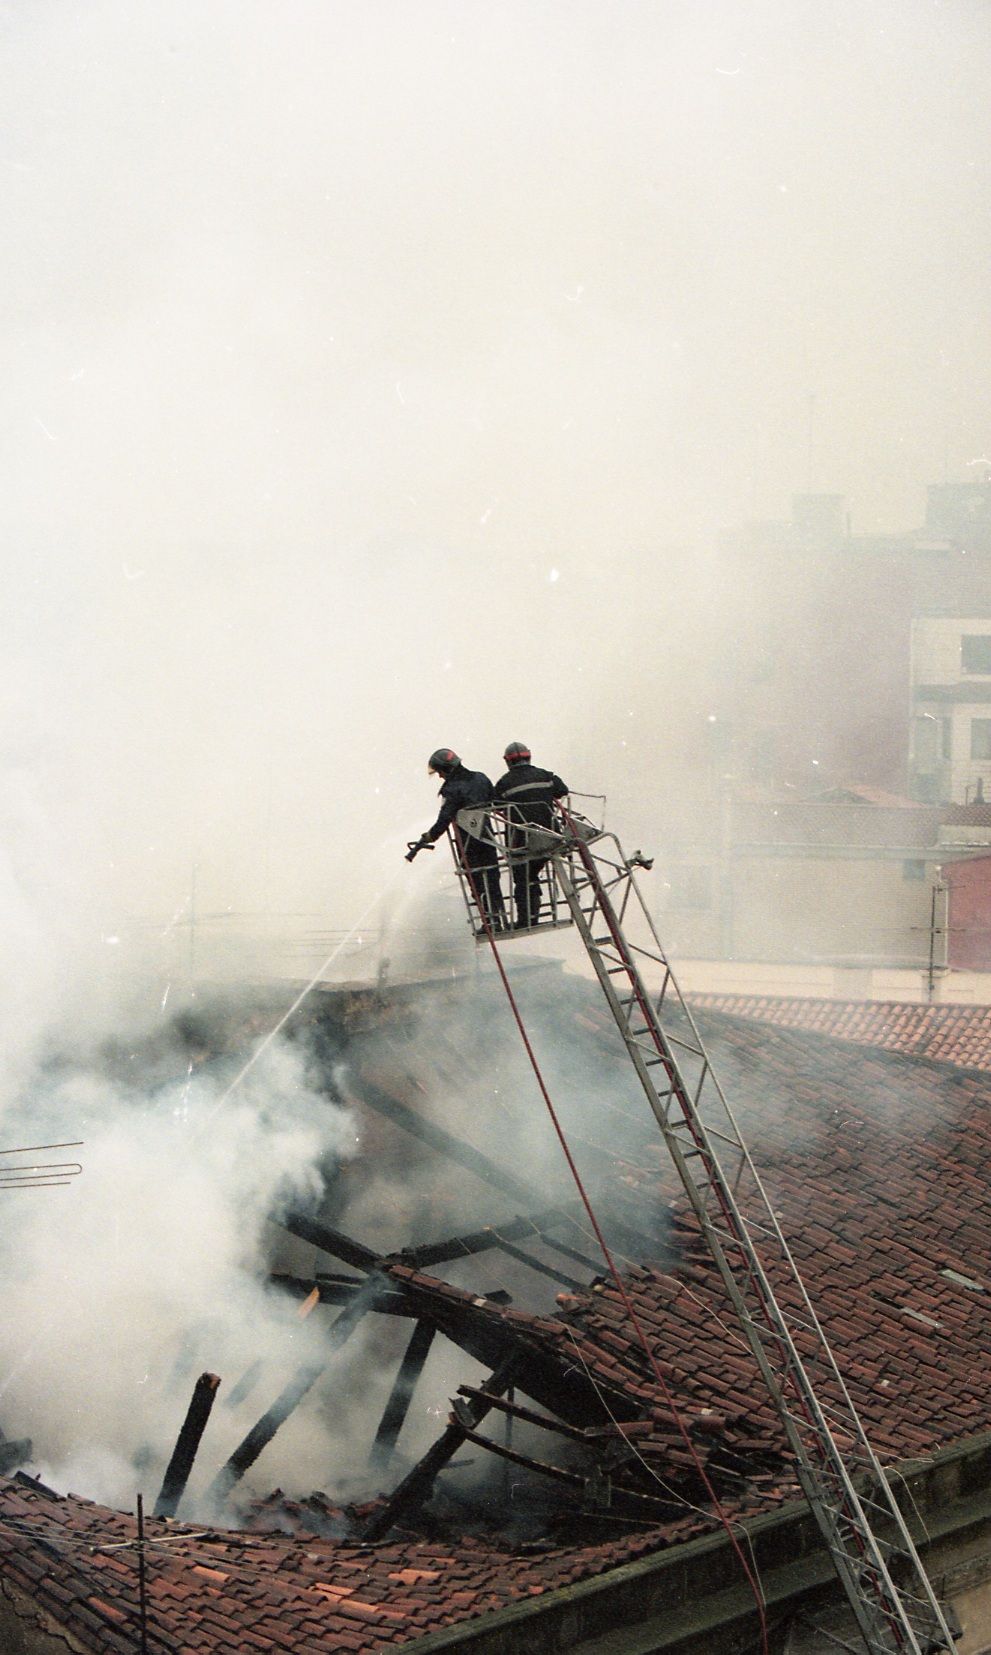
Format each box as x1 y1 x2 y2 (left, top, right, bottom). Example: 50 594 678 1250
455 1418 586 1490
397 1206 580 1269
154 1373 221 1518
349 1076 542 1208
270 1273 410 1314
455 1386 590 1444
455 1420 680 1517
397 1216 588 1292
532 1227 604 1275
370 1320 436 1472
490 1236 587 1292
362 1354 522 1542
280 1212 380 1273
207 1284 377 1508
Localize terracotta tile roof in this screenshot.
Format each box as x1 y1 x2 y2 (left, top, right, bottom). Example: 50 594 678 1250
0 1472 694 1653
375 1000 991 1477
9 999 991 1648
688 993 991 1073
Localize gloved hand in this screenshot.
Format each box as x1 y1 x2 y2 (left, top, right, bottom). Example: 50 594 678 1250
405 836 433 862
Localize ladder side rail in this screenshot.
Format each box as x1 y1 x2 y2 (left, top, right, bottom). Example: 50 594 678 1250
559 846 885 1475
565 831 953 1571
445 812 951 1648
564 832 734 1083
447 828 487 934
551 841 954 1654
553 859 880 1482
557 856 924 1655
560 832 931 1453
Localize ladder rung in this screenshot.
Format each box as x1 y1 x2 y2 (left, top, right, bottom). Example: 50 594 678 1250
555 836 947 1644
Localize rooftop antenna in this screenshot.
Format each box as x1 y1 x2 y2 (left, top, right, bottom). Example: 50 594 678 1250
92 1491 213 1655
0 1141 83 1191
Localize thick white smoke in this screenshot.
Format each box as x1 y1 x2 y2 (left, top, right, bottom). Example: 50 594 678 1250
0 1031 359 1512
1 0 989 1519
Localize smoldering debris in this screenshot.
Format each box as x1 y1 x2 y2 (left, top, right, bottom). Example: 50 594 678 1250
0 966 810 1553
0 985 359 1516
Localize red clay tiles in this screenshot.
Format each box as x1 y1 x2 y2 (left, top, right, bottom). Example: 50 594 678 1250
8 1002 991 1647
688 993 991 1073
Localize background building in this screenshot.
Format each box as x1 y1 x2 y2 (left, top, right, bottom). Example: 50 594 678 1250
659 472 991 981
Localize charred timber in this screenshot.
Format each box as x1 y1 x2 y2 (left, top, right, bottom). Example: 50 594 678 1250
362 1355 522 1542
455 1422 685 1518
223 1360 264 1411
398 1205 581 1269
489 1235 588 1292
207 1283 378 1508
382 1277 635 1430
270 1273 409 1313
530 1228 604 1275
280 1212 380 1273
455 1418 588 1489
154 1373 221 1518
370 1321 436 1472
455 1386 590 1444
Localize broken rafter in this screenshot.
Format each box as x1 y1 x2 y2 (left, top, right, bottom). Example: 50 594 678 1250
531 1226 604 1275
270 1274 410 1314
280 1212 380 1273
207 1281 378 1508
154 1373 221 1519
454 1421 683 1518
455 1418 587 1490
397 1212 590 1292
455 1386 590 1444
362 1354 522 1542
223 1360 264 1412
488 1235 588 1293
370 1321 436 1472
398 1205 581 1270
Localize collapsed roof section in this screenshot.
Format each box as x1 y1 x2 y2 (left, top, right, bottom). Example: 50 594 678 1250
4 969 991 1650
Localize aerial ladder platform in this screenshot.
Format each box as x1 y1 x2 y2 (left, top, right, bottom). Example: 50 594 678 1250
444 799 957 1655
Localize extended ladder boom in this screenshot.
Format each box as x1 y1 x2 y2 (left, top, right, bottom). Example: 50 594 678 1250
450 807 956 1653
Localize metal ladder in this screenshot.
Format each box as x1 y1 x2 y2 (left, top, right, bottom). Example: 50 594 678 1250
455 808 957 1653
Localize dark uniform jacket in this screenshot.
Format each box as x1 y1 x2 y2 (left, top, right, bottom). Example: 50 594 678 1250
493 763 568 848
426 764 494 844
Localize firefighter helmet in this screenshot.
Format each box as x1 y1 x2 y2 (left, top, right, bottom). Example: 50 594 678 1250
503 742 531 766
428 748 459 775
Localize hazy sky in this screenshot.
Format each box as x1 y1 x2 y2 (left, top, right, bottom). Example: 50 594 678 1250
0 0 989 1519
2 0 990 952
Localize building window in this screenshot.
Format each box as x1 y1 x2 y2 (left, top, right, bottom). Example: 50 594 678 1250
962 634 991 673
902 860 926 881
972 718 991 760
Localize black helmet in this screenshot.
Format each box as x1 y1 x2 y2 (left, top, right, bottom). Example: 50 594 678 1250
428 748 460 775
503 742 531 766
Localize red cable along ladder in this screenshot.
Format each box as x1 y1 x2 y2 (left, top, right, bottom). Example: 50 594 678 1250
450 805 956 1654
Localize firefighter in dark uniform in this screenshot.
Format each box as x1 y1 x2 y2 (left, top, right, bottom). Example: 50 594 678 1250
493 742 568 928
406 749 506 929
